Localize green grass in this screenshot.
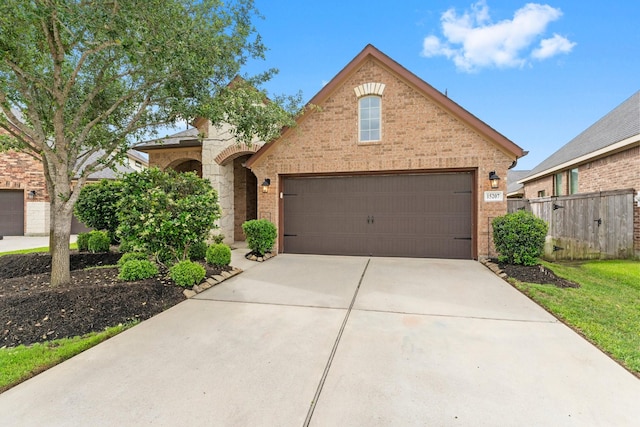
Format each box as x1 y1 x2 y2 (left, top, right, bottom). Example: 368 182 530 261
514 259 640 375
0 324 133 393
0 242 78 256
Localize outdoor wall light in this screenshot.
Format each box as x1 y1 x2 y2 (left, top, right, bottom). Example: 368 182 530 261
28 190 37 199
262 178 271 193
489 171 501 189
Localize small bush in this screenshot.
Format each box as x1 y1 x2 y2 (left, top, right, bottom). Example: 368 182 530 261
118 240 133 253
242 219 277 256
117 252 148 267
118 259 159 281
206 243 231 267
77 232 90 252
87 230 110 253
170 260 206 288
492 210 548 266
188 241 208 261
211 234 225 244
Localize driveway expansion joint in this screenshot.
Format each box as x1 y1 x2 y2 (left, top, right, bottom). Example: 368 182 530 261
302 258 371 427
190 297 349 312
352 307 559 324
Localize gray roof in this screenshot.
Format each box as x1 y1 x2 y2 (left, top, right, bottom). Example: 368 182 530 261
135 128 200 151
522 90 639 181
507 170 530 195
75 149 139 180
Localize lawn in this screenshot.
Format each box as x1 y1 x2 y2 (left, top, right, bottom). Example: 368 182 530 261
0 324 132 393
514 259 640 376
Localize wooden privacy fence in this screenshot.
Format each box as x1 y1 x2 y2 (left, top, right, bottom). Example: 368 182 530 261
507 189 636 260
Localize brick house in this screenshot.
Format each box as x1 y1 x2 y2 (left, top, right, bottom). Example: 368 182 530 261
0 141 148 236
140 45 525 259
246 45 525 259
519 90 640 255
137 121 263 243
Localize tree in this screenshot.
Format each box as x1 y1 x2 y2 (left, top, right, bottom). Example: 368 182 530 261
116 168 220 264
0 0 299 285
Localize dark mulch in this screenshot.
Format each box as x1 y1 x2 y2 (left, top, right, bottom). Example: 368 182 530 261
498 261 580 288
0 252 225 348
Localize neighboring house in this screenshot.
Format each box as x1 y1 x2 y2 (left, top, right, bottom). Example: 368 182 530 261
519 90 639 255
507 170 530 198
138 44 527 259
0 146 148 236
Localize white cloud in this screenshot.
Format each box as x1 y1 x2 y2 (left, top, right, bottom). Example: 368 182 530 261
532 33 577 59
421 1 575 72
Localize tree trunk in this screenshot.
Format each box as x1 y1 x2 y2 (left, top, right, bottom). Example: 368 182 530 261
49 199 73 286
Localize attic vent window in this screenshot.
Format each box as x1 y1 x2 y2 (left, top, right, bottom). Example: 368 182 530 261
354 82 385 97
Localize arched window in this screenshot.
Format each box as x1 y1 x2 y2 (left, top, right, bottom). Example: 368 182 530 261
359 95 381 142
354 82 385 143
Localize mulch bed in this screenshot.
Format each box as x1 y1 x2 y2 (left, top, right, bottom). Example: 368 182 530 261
497 261 579 288
0 252 225 348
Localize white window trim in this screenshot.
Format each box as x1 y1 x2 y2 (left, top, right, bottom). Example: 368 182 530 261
354 83 385 143
358 95 382 143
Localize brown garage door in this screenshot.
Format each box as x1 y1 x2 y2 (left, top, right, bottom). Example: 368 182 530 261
282 173 473 259
0 190 25 236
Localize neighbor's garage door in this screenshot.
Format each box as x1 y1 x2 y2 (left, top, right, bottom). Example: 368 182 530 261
282 173 473 259
0 190 25 236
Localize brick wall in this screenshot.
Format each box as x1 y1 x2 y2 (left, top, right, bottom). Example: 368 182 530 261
523 175 553 199
250 57 516 258
579 146 639 192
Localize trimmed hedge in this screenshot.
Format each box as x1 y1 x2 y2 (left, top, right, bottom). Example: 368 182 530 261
206 243 231 267
87 230 110 253
170 260 206 288
118 259 159 281
242 219 276 256
117 252 149 267
492 210 548 266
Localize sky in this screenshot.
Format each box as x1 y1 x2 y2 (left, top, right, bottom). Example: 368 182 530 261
238 0 639 170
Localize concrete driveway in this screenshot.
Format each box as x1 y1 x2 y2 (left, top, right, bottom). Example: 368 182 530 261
1 255 639 426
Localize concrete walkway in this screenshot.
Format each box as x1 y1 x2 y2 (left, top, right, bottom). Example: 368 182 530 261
1 255 639 426
0 235 77 253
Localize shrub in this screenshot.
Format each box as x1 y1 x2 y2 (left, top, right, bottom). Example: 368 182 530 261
87 230 111 253
492 210 548 266
242 219 277 256
206 243 231 267
118 240 133 253
117 252 148 267
210 234 225 244
74 179 123 240
77 232 90 252
169 260 206 288
118 259 159 281
188 241 208 261
117 168 221 263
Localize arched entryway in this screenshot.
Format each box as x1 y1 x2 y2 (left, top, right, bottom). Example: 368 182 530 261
233 155 257 241
167 159 203 177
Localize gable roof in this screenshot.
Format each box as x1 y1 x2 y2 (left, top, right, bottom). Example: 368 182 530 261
521 90 640 183
247 44 525 168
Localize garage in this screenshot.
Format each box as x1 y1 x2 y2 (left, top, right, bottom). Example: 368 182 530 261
282 173 473 259
0 190 25 236
247 45 525 259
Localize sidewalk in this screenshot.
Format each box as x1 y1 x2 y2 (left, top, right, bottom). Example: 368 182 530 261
0 235 78 253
